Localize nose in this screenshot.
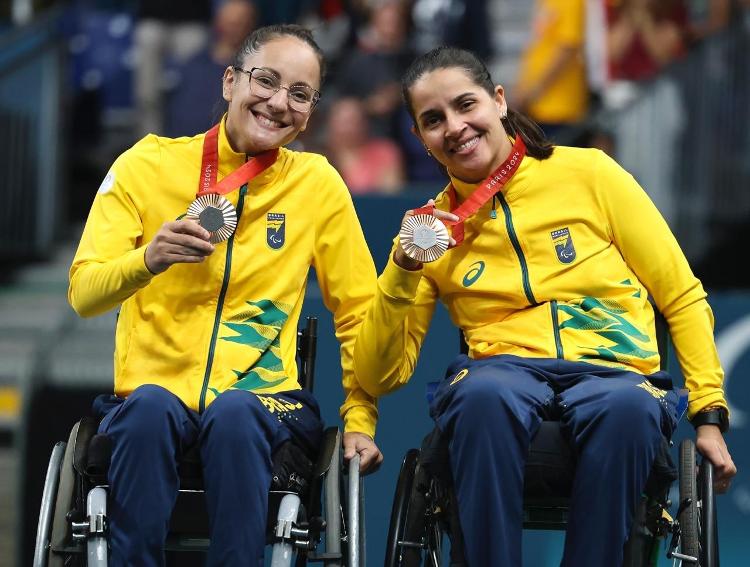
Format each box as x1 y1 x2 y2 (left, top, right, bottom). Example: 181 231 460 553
444 111 464 139
266 87 289 112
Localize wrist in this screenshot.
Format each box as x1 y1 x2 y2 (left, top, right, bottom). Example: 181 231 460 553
691 406 729 433
393 247 423 271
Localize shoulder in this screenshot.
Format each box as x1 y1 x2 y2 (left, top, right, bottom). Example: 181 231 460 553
280 147 346 186
539 146 619 177
115 132 203 167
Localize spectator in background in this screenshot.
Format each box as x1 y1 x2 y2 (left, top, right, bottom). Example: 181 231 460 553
607 0 688 83
325 97 404 194
334 0 414 138
602 0 689 225
165 0 257 138
133 0 212 137
512 0 590 144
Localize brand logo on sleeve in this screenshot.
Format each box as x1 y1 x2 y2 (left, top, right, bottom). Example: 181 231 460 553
551 228 576 264
267 213 286 250
97 171 115 194
462 261 485 287
450 369 469 385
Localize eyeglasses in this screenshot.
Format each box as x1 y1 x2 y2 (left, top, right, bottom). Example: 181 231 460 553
233 66 320 113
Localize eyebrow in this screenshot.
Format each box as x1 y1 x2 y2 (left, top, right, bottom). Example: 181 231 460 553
256 66 315 89
417 91 476 122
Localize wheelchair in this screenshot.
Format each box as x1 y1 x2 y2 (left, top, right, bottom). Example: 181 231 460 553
33 317 366 567
385 321 719 567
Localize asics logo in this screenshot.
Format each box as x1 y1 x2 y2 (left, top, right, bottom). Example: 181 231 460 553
462 261 485 287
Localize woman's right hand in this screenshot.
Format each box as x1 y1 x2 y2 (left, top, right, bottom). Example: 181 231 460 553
144 220 215 274
393 199 459 271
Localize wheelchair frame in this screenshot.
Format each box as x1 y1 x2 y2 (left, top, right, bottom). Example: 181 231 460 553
33 317 366 567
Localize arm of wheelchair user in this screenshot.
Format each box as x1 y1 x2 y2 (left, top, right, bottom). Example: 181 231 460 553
353 257 440 397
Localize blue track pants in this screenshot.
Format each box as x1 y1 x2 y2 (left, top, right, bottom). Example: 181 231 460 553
95 384 323 567
429 355 680 567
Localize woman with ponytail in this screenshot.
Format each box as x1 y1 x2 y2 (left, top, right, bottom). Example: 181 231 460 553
354 46 734 566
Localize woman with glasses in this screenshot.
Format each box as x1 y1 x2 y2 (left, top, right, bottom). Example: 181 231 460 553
69 24 382 566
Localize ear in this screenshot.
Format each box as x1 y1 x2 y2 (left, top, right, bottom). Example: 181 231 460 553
493 84 507 117
410 124 425 147
222 66 235 103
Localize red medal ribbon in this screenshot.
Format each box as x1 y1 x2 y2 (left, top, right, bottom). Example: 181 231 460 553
414 136 526 245
197 124 279 197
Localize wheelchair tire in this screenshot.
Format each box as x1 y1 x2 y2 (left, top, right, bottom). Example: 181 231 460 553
678 439 700 563
33 442 67 567
699 457 718 567
385 449 423 567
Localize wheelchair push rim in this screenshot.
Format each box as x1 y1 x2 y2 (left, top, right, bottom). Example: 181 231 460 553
385 449 421 567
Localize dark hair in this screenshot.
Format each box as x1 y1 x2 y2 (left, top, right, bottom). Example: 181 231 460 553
402 46 553 160
232 24 327 87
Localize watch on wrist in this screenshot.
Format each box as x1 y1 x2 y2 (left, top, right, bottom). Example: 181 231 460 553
691 406 729 433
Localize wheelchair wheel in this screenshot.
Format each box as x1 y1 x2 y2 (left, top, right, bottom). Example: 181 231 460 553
385 449 421 567
33 442 67 567
678 439 700 562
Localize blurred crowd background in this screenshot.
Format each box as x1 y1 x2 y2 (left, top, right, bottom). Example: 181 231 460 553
1 1 749 566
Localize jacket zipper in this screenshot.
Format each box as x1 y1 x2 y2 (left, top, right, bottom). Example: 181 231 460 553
551 300 564 358
199 184 248 412
497 192 537 306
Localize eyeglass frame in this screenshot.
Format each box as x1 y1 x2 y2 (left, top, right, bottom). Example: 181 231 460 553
232 66 321 112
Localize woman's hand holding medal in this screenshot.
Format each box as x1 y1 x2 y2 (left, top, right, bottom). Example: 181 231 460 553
144 220 215 274
394 199 458 271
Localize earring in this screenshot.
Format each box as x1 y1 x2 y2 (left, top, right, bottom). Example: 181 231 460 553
424 146 432 156
500 110 507 119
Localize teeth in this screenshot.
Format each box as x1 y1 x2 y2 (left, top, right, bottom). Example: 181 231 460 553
456 136 479 152
256 114 283 128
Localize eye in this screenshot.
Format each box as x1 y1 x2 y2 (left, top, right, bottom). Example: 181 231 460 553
422 115 442 129
459 99 475 111
254 74 277 88
289 87 313 103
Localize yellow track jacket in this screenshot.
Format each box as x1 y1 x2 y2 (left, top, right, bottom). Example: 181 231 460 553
70 121 378 436
354 146 727 420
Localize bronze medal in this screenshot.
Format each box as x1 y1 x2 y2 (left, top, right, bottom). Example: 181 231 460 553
186 194 237 243
399 214 449 263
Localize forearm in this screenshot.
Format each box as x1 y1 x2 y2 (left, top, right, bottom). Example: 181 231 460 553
666 298 727 418
353 258 433 397
69 245 154 317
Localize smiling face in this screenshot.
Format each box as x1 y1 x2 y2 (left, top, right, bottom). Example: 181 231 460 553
409 67 512 183
222 35 321 155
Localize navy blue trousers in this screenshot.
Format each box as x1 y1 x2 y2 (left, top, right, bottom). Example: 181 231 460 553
95 384 323 567
429 355 680 567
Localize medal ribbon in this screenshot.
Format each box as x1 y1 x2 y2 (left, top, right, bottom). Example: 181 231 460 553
414 136 526 245
197 124 279 197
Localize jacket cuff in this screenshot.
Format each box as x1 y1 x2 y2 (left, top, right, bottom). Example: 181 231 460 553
342 404 377 439
379 256 423 301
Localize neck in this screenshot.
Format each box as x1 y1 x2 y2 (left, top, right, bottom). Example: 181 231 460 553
225 116 259 156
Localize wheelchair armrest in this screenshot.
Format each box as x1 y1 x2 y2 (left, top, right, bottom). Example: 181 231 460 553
312 426 340 479
72 417 103 478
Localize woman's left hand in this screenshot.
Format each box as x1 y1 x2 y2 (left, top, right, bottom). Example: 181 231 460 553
343 431 384 475
696 425 738 493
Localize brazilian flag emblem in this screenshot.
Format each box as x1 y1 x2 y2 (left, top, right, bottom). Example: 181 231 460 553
267 212 285 250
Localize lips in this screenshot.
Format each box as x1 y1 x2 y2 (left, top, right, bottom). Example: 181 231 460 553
252 110 287 129
451 135 480 154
